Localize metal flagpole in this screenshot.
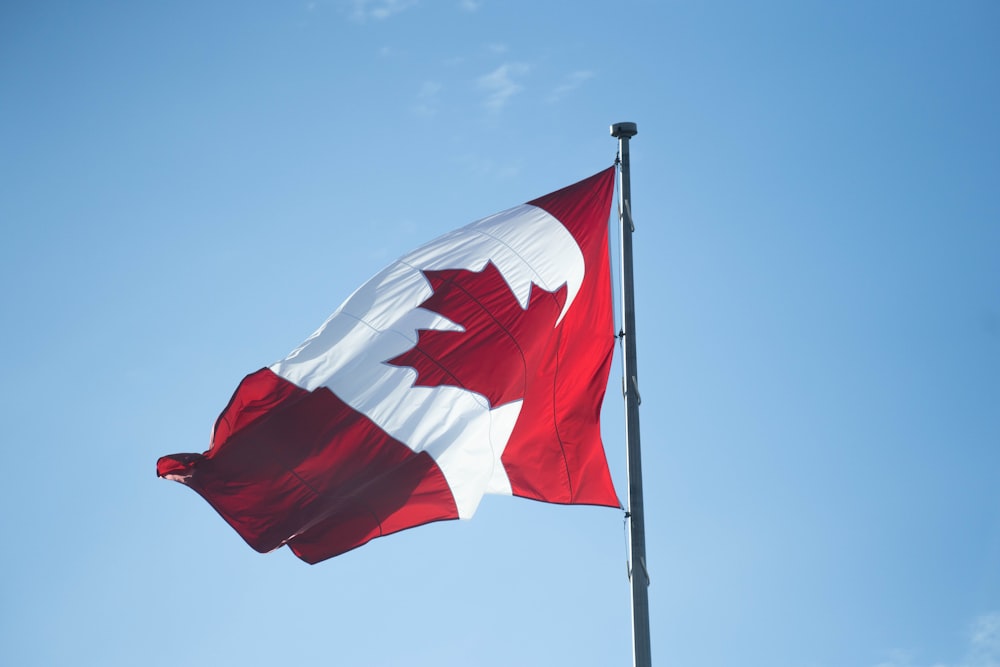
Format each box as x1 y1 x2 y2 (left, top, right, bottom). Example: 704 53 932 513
611 121 652 667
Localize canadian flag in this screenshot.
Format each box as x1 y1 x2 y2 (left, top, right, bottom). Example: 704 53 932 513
157 167 620 563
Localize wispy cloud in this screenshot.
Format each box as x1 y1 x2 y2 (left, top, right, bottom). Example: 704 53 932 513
547 70 594 103
454 153 520 180
477 63 529 112
350 0 417 21
873 612 1000 667
873 649 918 667
412 80 443 117
968 613 1000 667
458 0 482 11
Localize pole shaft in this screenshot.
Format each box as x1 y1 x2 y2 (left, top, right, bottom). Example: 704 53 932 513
612 122 651 667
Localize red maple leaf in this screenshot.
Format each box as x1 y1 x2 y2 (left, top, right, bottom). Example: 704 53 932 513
387 262 567 408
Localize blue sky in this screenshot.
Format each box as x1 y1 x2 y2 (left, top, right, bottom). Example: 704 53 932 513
1 2 998 666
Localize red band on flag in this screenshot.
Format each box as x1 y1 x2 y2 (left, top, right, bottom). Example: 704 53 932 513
158 369 458 561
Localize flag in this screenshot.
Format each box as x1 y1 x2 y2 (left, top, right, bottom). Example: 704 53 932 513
157 167 621 563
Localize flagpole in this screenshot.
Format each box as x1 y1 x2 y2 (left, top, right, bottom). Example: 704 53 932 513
612 121 652 667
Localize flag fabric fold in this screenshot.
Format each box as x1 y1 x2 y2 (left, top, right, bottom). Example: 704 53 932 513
158 167 620 563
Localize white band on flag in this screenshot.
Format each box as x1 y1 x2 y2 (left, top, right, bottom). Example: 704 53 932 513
270 203 584 518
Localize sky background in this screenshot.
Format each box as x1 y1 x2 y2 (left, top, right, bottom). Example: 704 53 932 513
1 1 998 666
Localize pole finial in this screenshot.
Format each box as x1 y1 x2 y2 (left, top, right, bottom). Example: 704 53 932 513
611 122 638 138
